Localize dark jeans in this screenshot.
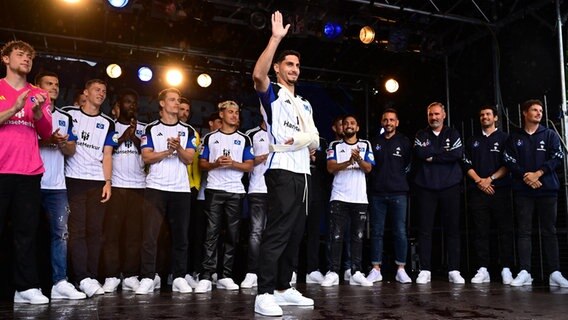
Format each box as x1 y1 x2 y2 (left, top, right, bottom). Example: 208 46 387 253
328 201 367 274
201 189 243 280
103 187 144 278
416 185 461 271
370 194 409 266
0 174 42 291
247 193 268 274
188 188 205 274
515 195 559 273
41 189 70 284
258 170 308 294
66 178 107 282
469 187 514 269
306 197 325 273
140 188 190 279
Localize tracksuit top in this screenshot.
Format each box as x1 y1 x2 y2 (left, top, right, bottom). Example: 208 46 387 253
463 128 511 189
369 132 411 196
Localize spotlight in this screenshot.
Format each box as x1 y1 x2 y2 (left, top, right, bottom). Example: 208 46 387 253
107 0 129 8
250 11 267 30
197 73 212 88
359 26 375 44
62 0 80 3
385 79 399 93
106 63 122 78
138 67 153 82
323 22 343 39
166 68 183 86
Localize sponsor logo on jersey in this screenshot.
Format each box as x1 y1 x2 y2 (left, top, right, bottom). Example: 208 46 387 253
178 131 186 137
283 120 300 132
234 140 241 145
81 131 90 141
59 120 66 126
96 123 105 129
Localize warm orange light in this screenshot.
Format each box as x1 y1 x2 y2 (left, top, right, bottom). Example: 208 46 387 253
166 69 183 86
62 0 81 3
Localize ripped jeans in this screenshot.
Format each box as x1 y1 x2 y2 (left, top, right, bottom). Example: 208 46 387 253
328 200 367 274
41 189 70 284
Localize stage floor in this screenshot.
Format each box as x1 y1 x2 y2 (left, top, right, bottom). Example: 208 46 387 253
1 279 567 319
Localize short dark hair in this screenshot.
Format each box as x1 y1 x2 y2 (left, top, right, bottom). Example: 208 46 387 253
382 108 398 118
521 99 543 113
208 111 221 123
332 115 344 125
34 71 58 86
479 105 498 116
73 91 85 104
158 87 181 102
342 114 359 125
85 79 107 89
1 40 35 59
274 50 301 64
116 88 138 103
180 97 190 105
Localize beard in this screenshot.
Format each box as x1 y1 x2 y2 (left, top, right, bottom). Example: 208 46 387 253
343 130 356 138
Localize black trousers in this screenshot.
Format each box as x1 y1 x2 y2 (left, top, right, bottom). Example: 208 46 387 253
140 188 190 279
469 187 514 269
0 174 42 291
66 178 107 283
201 189 243 280
416 185 461 271
188 188 205 275
258 170 308 294
306 190 325 273
103 187 144 278
328 200 367 274
247 193 268 274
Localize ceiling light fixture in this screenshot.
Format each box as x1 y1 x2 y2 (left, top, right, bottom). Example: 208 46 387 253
359 26 375 44
385 78 399 93
107 0 129 8
197 73 212 88
106 63 122 78
166 68 183 86
323 22 343 39
138 67 153 82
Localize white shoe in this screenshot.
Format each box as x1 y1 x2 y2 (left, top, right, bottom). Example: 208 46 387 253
501 268 513 285
449 270 465 284
240 273 258 288
290 271 297 285
79 278 103 297
471 267 490 284
344 269 351 281
122 276 140 292
51 280 86 300
366 269 383 283
306 271 325 284
194 279 212 293
511 270 532 287
416 270 431 284
184 274 199 289
395 269 412 284
135 278 155 295
102 277 121 293
321 271 339 287
217 277 239 290
14 288 49 305
153 274 161 290
274 287 314 306
349 271 373 287
172 277 192 293
255 293 283 316
549 271 568 288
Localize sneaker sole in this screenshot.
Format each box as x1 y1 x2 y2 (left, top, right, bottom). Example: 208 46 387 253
255 307 283 317
51 294 86 300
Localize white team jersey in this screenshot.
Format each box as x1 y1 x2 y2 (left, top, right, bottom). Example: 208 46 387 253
258 83 316 174
111 121 147 189
63 106 118 181
199 129 254 194
39 107 78 190
246 126 268 194
327 139 375 204
141 120 197 192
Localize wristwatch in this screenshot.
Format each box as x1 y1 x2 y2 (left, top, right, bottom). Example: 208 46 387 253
490 175 496 181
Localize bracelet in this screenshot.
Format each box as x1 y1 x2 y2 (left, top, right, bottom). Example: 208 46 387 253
105 179 112 184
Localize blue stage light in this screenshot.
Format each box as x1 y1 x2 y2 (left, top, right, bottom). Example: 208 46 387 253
108 0 129 8
323 22 343 39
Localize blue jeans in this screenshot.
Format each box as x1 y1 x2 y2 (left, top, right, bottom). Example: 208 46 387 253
370 194 408 266
41 189 70 284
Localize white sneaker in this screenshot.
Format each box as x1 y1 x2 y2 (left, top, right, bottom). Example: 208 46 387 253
511 270 532 287
549 271 568 288
395 269 412 284
449 270 465 284
349 271 373 286
102 277 121 293
240 273 258 288
416 270 431 284
184 274 199 289
135 278 155 295
274 287 314 306
194 279 212 293
153 274 161 290
122 276 140 292
366 269 383 283
320 271 339 287
471 267 490 284
14 288 49 305
51 280 86 300
172 277 192 293
501 268 513 285
217 277 239 290
79 278 103 297
344 269 351 281
255 293 283 316
290 271 297 285
306 271 325 284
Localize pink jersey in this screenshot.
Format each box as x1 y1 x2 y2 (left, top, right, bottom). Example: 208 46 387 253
0 79 52 175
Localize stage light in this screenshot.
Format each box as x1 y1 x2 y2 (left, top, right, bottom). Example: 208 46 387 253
250 11 267 30
108 0 129 8
138 67 153 82
166 68 183 86
323 22 343 39
197 73 212 88
385 79 399 93
360 26 375 44
62 0 80 3
106 64 122 78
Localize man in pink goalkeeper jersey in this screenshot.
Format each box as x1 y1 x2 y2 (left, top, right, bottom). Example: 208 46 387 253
0 40 52 304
